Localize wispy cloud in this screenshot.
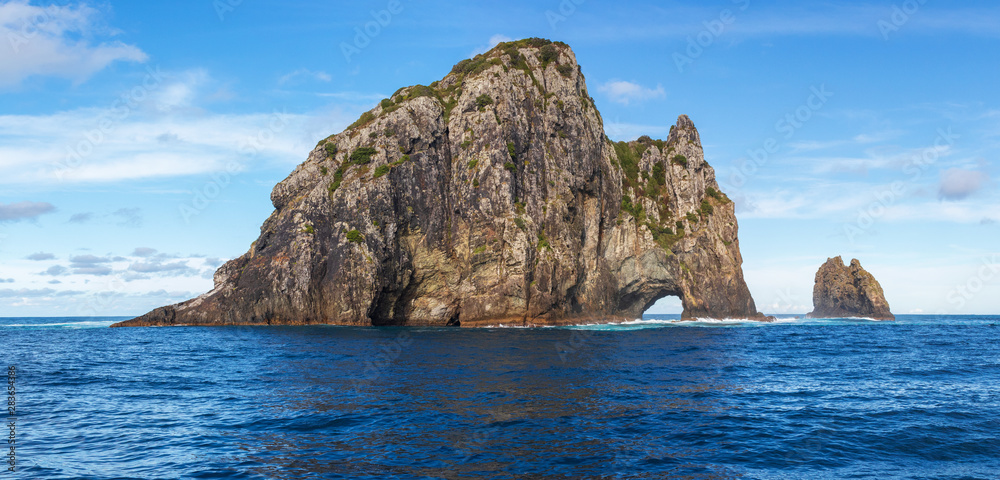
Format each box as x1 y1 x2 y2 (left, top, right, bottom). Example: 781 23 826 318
0 201 55 222
598 80 666 106
68 212 94 224
470 34 512 58
313 91 389 102
0 288 57 298
278 68 332 86
40 265 68 276
129 261 195 275
603 120 671 142
68 254 113 276
567 5 1000 41
0 108 349 184
0 1 146 88
113 208 142 228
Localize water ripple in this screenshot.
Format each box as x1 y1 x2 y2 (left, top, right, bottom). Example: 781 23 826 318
1 315 999 478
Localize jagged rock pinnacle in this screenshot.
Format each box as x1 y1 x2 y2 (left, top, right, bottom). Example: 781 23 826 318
807 256 894 320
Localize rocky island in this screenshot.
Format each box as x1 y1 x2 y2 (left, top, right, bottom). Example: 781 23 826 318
807 256 894 320
113 38 768 328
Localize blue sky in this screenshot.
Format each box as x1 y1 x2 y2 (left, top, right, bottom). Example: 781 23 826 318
1 0 998 317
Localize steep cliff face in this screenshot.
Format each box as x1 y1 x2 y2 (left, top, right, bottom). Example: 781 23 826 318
807 257 894 320
114 39 766 328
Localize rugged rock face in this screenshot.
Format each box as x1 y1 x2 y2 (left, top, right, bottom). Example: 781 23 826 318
807 257 894 320
113 39 767 328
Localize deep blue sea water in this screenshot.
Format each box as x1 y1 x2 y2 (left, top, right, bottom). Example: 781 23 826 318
2 314 999 479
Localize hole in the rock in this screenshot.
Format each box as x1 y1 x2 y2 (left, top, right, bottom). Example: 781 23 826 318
641 295 684 320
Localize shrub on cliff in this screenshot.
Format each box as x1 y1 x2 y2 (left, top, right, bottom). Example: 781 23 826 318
539 45 558 66
348 111 375 130
324 143 338 158
475 94 494 111
350 147 377 165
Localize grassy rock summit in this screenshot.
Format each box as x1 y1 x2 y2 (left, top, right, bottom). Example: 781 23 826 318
113 38 768 328
807 256 894 321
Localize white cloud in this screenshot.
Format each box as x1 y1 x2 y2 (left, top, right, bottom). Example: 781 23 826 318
2 246 233 314
470 34 512 58
0 1 146 87
939 168 989 201
278 69 332 85
0 75 366 184
603 122 671 142
598 80 666 106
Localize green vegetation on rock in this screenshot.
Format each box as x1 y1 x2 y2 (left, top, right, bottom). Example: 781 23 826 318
348 111 375 130
613 141 641 189
699 199 714 217
350 147 377 165
620 195 645 222
328 166 346 194
537 231 551 251
475 94 493 110
390 155 410 167
346 230 364 243
324 143 338 158
705 187 730 204
539 44 558 66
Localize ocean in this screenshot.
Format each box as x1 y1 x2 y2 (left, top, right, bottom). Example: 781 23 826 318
1 315 999 479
